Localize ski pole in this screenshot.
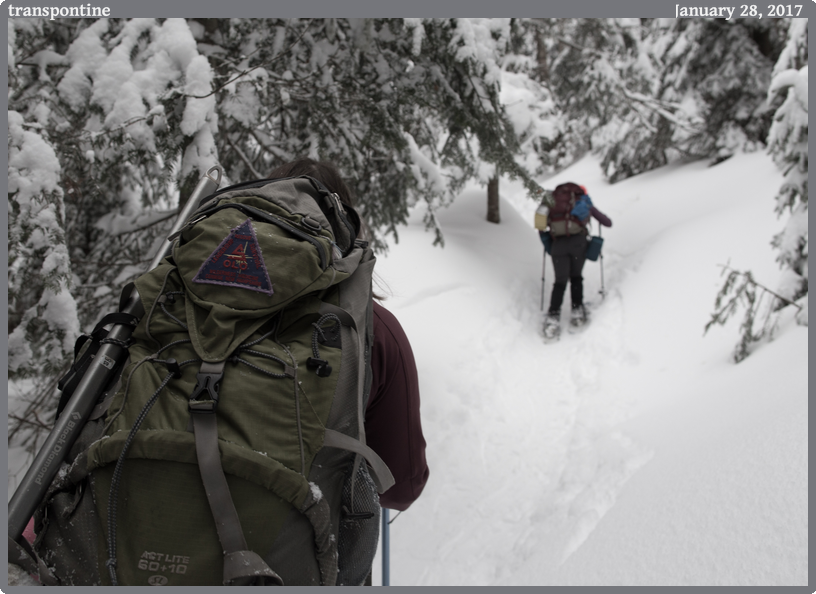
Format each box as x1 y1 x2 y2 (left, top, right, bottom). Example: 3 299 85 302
598 223 606 300
8 166 223 543
382 508 390 586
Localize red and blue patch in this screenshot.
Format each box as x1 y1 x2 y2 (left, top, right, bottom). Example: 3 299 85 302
192 218 274 296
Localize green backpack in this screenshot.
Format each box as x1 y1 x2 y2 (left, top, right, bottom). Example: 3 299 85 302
31 176 394 586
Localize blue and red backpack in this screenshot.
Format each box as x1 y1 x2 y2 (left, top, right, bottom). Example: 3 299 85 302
548 182 592 237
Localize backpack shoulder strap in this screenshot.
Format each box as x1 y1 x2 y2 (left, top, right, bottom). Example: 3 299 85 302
187 361 284 586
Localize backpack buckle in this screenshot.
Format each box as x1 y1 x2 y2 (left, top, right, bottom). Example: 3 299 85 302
189 400 217 414
189 361 225 412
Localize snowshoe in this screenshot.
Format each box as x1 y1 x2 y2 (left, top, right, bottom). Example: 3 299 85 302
542 312 561 342
568 304 589 333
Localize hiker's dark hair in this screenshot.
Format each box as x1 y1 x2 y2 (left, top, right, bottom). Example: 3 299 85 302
268 158 355 208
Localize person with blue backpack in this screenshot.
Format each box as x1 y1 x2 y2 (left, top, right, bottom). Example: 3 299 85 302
538 182 612 341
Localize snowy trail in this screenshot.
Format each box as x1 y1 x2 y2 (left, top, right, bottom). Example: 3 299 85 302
373 177 648 585
372 151 799 586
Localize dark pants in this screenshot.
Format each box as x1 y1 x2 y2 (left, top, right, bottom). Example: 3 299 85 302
548 234 587 315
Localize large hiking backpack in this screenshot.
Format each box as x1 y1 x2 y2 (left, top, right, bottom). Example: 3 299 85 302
30 176 394 586
548 182 590 237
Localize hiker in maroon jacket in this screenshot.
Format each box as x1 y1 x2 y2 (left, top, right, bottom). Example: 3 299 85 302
542 182 612 338
267 158 429 512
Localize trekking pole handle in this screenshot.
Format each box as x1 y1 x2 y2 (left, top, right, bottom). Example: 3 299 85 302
8 166 224 543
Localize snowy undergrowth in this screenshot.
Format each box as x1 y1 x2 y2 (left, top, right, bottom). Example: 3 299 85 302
371 150 806 586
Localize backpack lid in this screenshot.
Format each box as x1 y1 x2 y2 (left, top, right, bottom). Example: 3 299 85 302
170 178 362 361
551 182 584 215
553 182 584 197
197 176 360 257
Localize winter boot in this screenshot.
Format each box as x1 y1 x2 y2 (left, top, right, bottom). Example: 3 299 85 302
543 311 561 341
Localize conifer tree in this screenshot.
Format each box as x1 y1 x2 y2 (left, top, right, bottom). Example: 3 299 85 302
517 18 786 183
766 18 807 319
501 19 574 176
705 18 807 362
655 18 787 163
8 17 221 446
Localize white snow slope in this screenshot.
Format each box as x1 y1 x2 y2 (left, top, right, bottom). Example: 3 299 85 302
370 151 808 586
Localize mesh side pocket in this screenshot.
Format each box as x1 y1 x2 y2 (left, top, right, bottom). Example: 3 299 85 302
336 460 381 586
34 470 105 586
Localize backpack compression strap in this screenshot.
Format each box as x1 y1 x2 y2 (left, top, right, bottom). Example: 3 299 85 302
188 361 284 586
316 301 395 493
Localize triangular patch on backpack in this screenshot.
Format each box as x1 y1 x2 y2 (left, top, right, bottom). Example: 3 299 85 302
192 218 274 295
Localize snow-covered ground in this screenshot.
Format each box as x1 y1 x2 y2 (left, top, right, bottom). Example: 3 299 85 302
370 150 807 586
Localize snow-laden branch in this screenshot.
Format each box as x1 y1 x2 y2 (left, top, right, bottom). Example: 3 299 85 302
185 20 313 100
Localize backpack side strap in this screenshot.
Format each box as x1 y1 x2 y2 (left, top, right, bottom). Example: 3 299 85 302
223 551 283 586
322 429 395 493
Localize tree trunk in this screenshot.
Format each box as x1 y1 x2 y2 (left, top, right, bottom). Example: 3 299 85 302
535 27 549 84
487 175 500 224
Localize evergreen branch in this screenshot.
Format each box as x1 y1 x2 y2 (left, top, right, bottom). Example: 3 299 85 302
551 35 603 58
249 130 294 163
184 20 314 100
12 37 63 69
620 89 700 133
205 30 270 70
462 68 537 189
106 212 179 237
704 263 798 363
227 133 264 178
717 264 802 312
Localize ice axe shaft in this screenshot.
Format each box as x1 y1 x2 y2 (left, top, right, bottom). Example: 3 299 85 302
8 166 223 543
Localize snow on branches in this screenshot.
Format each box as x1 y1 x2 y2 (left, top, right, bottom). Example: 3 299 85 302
7 18 220 440
766 18 807 317
707 18 808 362
8 110 79 377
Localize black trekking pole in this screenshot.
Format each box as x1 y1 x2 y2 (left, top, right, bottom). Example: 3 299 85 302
8 166 223 544
598 223 606 300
